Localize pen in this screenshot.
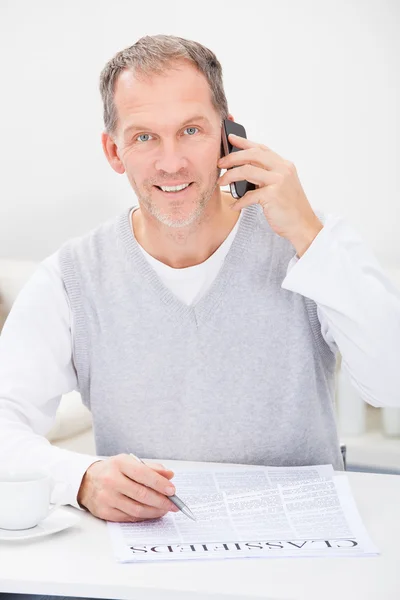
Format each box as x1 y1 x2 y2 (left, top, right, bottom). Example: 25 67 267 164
129 454 196 521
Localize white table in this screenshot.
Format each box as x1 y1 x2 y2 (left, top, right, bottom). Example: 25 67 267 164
0 461 399 600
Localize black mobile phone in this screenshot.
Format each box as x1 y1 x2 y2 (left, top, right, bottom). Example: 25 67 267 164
221 119 256 199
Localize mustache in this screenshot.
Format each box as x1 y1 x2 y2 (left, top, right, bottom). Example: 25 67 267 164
146 166 220 188
148 174 193 185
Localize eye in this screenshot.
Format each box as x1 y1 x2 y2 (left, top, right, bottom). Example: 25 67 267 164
184 127 199 136
136 133 153 143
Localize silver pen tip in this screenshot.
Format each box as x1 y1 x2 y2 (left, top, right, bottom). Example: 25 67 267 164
182 506 197 521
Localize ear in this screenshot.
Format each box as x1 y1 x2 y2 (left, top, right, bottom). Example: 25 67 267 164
101 132 125 175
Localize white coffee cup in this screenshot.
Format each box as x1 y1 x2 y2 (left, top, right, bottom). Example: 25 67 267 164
0 468 60 530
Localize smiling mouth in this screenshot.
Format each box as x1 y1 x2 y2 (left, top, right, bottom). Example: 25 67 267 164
154 182 194 194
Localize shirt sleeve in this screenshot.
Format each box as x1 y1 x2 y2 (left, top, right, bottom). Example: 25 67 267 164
282 214 400 408
0 252 101 508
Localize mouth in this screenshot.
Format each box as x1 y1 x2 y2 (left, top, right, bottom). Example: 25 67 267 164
154 182 194 197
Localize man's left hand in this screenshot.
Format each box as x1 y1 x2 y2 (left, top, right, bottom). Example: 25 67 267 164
217 133 323 257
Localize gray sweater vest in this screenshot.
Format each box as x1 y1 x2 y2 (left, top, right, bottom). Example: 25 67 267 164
59 204 343 470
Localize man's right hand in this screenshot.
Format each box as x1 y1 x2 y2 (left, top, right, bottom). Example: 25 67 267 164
77 454 179 522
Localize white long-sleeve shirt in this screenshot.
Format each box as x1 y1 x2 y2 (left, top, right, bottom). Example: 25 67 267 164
0 209 399 508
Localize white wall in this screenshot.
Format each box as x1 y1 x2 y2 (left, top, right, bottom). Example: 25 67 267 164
0 0 399 265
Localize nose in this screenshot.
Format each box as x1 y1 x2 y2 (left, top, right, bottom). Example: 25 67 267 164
154 139 188 175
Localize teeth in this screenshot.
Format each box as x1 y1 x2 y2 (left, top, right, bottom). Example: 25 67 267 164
160 183 190 192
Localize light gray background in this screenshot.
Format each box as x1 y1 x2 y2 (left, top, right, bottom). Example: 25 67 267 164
0 0 399 265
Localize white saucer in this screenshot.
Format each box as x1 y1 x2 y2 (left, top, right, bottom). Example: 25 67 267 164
0 508 81 541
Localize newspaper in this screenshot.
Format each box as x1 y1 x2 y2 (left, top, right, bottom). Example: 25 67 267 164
107 464 379 562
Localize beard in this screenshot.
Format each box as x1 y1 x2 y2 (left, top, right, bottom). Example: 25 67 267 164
131 167 222 229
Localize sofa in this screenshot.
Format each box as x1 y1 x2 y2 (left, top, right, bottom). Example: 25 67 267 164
0 259 95 454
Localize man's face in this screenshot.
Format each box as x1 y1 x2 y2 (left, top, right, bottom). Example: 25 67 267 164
111 61 224 228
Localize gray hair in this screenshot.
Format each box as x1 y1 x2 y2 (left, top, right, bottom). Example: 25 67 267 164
99 34 229 137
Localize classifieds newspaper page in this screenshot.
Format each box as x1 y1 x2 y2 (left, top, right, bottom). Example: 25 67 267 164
107 464 378 562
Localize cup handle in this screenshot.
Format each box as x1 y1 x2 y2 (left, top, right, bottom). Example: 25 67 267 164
47 503 62 517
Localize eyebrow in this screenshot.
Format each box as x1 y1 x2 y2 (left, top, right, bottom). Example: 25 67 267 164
123 115 211 138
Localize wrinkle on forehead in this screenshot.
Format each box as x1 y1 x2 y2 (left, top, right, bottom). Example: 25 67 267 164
114 62 216 131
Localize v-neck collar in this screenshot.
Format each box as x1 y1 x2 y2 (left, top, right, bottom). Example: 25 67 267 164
135 209 242 278
117 204 260 326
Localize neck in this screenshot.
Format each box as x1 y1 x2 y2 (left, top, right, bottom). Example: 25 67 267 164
131 190 240 269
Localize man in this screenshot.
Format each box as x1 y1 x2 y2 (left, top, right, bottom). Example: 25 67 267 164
1 33 399 541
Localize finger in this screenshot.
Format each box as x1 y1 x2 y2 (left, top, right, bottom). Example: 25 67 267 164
159 470 175 480
229 187 268 211
115 493 175 520
146 461 167 470
227 132 264 150
218 164 279 188
121 456 176 496
107 509 135 523
118 473 177 511
147 466 175 480
101 507 139 523
145 462 175 477
137 459 175 480
219 146 282 171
